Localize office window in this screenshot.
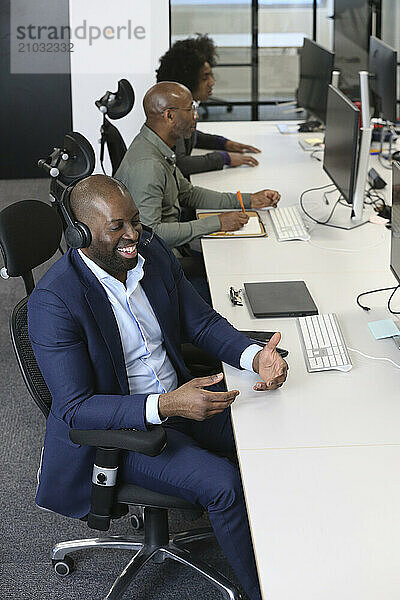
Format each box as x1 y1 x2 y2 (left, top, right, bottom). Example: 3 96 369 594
170 0 333 119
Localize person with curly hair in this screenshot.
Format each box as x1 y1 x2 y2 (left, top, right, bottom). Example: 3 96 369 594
156 34 261 179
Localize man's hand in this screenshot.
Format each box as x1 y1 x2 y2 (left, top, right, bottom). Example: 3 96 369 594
158 373 239 421
218 211 249 231
250 189 281 209
228 152 259 168
225 140 261 154
252 332 288 391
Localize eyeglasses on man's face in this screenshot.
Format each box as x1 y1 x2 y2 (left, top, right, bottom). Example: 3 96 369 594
162 100 199 115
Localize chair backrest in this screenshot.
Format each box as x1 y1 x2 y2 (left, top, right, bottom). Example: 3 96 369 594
0 199 62 417
103 118 128 175
10 297 52 418
0 199 63 294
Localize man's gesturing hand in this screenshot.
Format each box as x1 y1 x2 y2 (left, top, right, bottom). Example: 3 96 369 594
252 332 288 391
250 189 281 209
158 373 239 421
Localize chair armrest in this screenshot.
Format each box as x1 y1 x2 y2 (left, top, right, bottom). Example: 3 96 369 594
69 426 166 457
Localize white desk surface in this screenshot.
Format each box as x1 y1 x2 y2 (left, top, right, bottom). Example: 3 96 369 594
192 121 400 600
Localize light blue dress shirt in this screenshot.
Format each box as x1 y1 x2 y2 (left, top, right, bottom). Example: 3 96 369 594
78 251 260 424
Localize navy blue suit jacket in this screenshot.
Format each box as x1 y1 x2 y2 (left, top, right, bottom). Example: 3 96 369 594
28 233 252 518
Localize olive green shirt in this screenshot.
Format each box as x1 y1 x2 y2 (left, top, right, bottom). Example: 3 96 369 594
115 124 251 249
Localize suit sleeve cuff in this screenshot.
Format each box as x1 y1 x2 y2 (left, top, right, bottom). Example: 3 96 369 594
240 344 262 373
146 394 168 425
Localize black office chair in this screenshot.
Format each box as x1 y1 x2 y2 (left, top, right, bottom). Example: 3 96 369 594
95 79 135 176
100 118 128 176
0 199 242 600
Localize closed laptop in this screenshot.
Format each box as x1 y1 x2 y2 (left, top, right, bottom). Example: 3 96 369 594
244 280 318 318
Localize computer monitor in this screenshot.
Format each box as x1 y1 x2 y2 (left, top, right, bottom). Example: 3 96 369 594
369 36 398 123
333 0 371 99
323 85 360 205
296 38 335 123
390 161 400 284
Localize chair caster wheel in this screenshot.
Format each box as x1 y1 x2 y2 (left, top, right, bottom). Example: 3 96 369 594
130 514 144 531
152 551 167 564
52 555 74 576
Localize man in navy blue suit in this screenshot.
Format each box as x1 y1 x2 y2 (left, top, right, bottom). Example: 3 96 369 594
28 175 288 600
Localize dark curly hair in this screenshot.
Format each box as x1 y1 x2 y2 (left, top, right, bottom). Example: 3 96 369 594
156 34 218 93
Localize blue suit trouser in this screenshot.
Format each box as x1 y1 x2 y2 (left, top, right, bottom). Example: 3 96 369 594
121 408 262 600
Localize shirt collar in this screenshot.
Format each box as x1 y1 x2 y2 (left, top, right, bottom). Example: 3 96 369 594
140 124 176 166
78 249 145 293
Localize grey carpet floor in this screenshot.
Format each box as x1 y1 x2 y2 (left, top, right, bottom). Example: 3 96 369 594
0 178 248 599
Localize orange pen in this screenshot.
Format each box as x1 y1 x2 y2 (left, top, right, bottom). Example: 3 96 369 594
236 190 245 214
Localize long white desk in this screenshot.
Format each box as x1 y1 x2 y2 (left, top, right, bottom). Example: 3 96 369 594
192 122 400 600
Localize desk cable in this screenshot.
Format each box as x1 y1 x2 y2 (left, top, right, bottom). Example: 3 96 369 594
347 347 400 370
377 152 393 170
299 184 358 231
310 148 324 162
305 231 386 254
357 284 400 315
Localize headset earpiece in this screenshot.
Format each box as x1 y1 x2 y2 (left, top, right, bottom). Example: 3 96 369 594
59 183 92 249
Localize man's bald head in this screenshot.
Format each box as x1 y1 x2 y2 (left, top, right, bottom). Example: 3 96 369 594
143 81 192 121
69 174 130 225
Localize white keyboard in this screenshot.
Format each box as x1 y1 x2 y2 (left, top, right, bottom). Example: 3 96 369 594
297 313 352 373
269 205 310 241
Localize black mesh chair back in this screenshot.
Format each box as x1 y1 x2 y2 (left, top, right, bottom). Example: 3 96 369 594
0 199 63 294
101 118 128 175
11 297 52 418
0 199 62 416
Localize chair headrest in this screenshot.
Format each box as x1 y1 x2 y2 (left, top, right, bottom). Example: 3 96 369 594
0 200 62 277
57 132 96 186
95 78 135 120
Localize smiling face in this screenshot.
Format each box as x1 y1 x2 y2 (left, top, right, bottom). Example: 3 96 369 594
193 61 215 102
83 186 143 283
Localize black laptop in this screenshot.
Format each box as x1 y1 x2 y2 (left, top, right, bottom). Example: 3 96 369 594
244 280 318 318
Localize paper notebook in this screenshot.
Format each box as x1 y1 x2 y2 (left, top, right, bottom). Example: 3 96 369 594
197 211 266 238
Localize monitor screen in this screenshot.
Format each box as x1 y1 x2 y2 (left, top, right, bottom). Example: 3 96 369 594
369 36 397 123
333 0 371 100
390 161 400 284
296 38 335 123
323 85 360 204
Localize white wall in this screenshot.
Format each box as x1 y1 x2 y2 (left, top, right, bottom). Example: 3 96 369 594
69 0 170 174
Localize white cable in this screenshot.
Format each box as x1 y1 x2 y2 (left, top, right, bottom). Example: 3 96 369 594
305 232 386 253
348 347 400 370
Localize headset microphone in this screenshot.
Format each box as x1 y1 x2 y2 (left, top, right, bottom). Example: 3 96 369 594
140 225 154 247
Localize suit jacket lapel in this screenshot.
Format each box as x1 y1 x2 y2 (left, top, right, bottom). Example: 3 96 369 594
71 250 129 394
85 284 129 394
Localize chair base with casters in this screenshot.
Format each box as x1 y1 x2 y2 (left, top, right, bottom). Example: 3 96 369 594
52 502 242 600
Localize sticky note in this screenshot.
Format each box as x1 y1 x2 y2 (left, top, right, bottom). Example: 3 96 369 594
368 319 400 340
304 137 323 146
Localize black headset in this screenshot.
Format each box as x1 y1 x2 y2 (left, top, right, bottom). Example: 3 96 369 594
58 182 155 251
58 183 92 249
58 181 154 251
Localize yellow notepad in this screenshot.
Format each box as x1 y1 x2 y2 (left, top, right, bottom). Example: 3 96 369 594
198 211 267 238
